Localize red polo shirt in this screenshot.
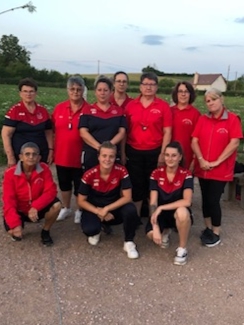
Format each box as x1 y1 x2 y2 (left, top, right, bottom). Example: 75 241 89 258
124 96 172 150
110 93 133 110
52 100 90 168
171 104 201 168
192 109 243 181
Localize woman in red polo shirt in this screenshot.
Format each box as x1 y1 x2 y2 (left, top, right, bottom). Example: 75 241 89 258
52 76 90 223
192 88 243 247
110 71 132 110
171 81 201 170
123 72 172 217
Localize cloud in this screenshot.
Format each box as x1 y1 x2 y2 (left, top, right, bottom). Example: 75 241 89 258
235 17 244 23
211 44 242 48
184 46 199 52
142 35 165 45
124 24 140 32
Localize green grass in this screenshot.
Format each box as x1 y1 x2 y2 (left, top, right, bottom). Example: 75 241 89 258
0 84 243 165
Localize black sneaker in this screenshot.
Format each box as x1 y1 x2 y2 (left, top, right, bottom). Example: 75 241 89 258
41 229 53 246
202 231 221 247
200 227 213 242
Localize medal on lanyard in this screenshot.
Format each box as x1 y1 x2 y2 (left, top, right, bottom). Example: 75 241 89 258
68 115 72 130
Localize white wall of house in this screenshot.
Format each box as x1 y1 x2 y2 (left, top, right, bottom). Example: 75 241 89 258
195 76 227 92
211 76 227 92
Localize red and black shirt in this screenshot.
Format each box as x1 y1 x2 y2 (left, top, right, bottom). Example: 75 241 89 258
79 164 131 207
78 103 126 151
3 101 52 161
150 166 193 205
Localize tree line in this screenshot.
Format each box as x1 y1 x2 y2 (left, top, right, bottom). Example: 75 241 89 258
0 34 244 94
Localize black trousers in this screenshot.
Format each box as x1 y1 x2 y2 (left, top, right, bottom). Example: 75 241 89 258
198 178 226 227
81 203 139 241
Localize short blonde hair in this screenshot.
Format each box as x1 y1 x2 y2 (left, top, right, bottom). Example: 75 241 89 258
204 88 223 101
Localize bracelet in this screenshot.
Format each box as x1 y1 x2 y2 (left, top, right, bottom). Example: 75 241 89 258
198 156 203 160
49 148 54 151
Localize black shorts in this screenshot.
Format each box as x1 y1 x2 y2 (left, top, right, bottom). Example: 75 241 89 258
145 208 193 234
4 198 60 231
56 165 83 195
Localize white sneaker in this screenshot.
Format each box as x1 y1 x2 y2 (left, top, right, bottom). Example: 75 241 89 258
56 207 72 221
88 233 100 246
123 241 139 259
161 229 171 249
174 247 188 265
74 209 82 224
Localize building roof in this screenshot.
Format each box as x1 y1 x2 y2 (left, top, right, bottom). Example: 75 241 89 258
193 73 223 85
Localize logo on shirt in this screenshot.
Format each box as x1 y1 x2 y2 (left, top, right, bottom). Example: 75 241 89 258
36 112 43 119
174 180 181 187
93 179 99 187
217 128 228 134
150 109 161 114
111 110 118 115
111 178 118 185
159 177 165 186
91 108 97 114
19 112 26 116
34 178 44 185
182 119 193 125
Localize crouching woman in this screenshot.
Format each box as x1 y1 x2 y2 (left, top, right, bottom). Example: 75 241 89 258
146 141 193 265
2 142 61 246
78 141 139 259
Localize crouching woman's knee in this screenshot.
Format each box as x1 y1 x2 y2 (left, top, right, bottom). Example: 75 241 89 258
175 207 191 224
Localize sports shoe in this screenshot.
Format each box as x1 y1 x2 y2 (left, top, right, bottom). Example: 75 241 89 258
11 235 22 242
174 247 188 265
88 233 101 246
41 229 53 246
200 227 213 242
74 209 82 224
161 229 171 248
56 207 72 221
123 241 139 259
203 233 221 247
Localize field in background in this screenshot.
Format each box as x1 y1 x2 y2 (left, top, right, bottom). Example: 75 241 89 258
0 84 243 164
82 73 193 83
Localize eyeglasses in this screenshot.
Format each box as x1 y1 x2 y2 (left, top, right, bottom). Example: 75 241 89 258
68 87 83 93
115 80 127 84
23 152 39 157
178 90 190 94
141 83 157 87
21 90 36 94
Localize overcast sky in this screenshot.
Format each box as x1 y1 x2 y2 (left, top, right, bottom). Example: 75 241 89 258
1 0 244 80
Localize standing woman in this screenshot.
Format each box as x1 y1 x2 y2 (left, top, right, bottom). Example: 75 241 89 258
110 71 132 110
146 141 193 265
171 82 201 170
192 88 242 247
1 78 53 167
123 72 172 216
52 76 90 223
79 76 126 171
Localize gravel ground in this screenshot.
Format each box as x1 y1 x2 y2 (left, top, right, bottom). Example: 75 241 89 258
1 169 244 325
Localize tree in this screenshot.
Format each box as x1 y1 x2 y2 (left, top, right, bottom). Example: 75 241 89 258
0 34 31 66
0 2 36 15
